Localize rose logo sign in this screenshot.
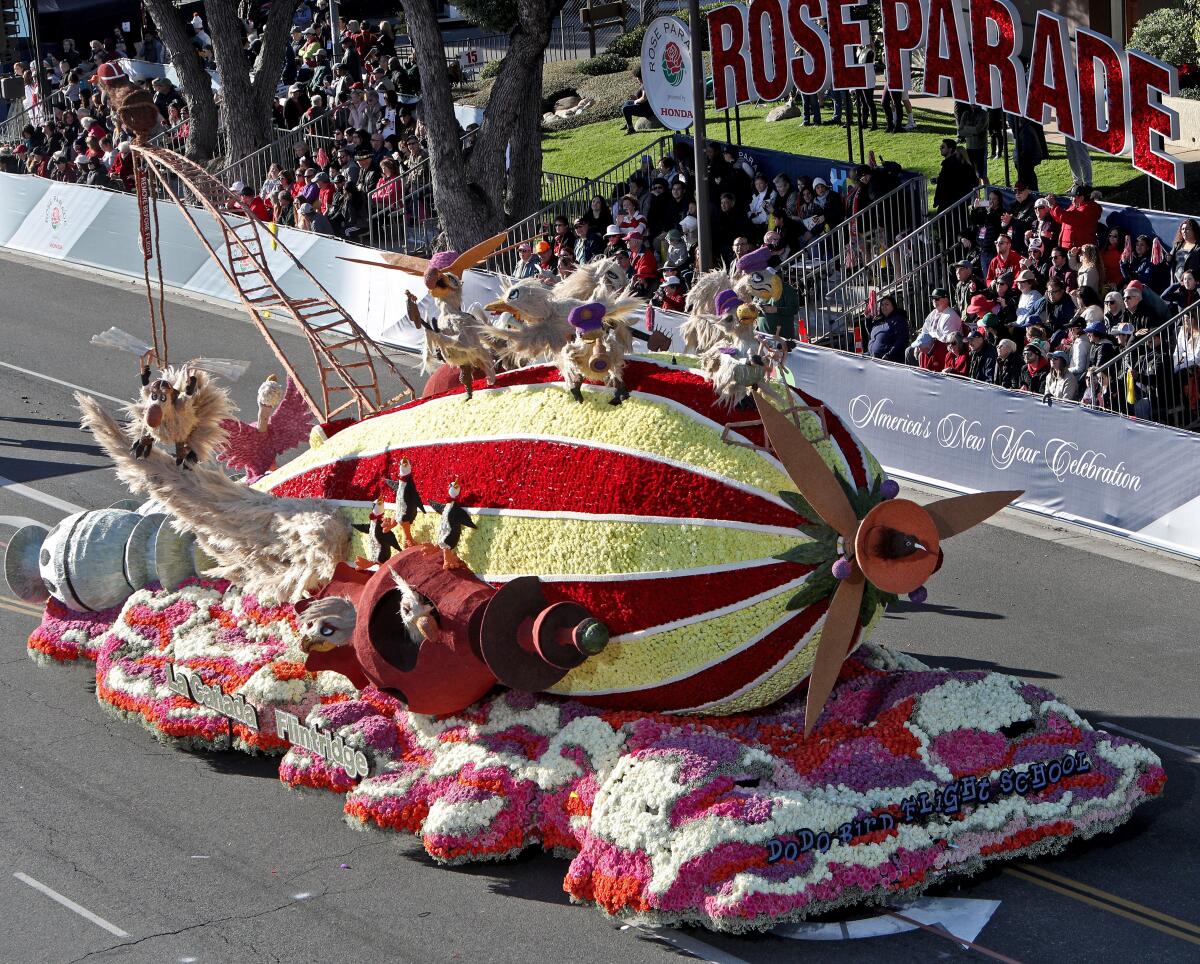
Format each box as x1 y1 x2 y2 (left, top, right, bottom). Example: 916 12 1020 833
663 42 684 86
641 16 694 130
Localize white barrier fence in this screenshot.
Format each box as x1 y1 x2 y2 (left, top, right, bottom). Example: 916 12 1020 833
787 345 1200 560
4 175 1198 558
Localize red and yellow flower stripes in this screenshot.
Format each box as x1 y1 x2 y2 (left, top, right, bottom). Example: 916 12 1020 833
262 358 882 714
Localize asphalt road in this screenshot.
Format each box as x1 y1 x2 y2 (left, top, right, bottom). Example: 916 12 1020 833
0 252 1197 964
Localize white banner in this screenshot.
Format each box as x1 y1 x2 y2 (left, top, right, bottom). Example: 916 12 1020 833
0 174 491 356
787 345 1200 559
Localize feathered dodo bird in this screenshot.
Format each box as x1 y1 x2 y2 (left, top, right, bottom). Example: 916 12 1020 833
341 235 508 398
128 364 236 468
95 62 161 144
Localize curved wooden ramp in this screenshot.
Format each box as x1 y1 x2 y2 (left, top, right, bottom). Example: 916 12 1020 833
132 144 414 422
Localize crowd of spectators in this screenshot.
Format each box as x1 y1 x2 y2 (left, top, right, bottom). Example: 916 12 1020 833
0 2 440 245
511 146 899 342
867 179 1200 425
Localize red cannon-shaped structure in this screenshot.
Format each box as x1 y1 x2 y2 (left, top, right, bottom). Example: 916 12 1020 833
298 545 608 715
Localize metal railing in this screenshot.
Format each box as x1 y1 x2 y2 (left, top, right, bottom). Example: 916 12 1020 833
0 101 35 142
214 110 338 196
794 187 980 345
1088 301 1200 428
488 135 676 275
779 174 926 304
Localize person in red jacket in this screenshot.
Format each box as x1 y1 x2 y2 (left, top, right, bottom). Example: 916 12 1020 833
985 233 1022 285
1045 186 1102 249
236 184 271 221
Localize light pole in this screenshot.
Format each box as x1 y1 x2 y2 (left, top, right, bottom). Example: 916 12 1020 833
24 0 50 123
685 0 710 270
328 0 340 54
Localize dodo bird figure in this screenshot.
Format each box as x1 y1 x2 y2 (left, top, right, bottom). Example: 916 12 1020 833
127 363 236 468
95 62 161 144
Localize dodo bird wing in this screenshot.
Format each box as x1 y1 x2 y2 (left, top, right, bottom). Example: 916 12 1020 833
266 376 317 455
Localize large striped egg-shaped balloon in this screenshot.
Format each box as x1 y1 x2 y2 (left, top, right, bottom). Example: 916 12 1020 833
261 359 885 715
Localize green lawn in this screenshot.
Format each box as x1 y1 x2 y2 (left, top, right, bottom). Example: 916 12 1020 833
541 104 1141 204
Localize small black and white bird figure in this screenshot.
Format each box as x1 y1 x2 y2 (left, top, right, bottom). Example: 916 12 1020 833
429 477 476 570
352 496 403 568
882 528 927 559
384 456 426 548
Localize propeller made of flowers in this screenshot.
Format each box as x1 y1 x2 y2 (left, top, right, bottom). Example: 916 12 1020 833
753 391 1021 736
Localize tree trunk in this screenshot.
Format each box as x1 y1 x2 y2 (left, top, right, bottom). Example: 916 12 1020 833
400 0 564 250
143 0 219 161
205 1 267 162
250 0 302 128
206 0 301 162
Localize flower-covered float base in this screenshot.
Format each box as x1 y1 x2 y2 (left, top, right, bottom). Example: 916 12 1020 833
25 583 1165 933
93 579 357 754
27 595 130 665
285 644 1164 933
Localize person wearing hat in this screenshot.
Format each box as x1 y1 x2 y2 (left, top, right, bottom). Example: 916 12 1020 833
1063 316 1091 383
1083 318 1116 381
627 227 658 281
984 233 1021 286
964 327 997 382
1043 187 1101 250
572 216 601 264
534 239 557 277
911 288 962 368
951 259 979 315
630 256 661 298
1030 197 1060 250
604 223 624 247
1045 350 1079 400
298 200 333 235
964 292 997 329
652 275 687 313
236 183 271 222
1019 339 1051 392
811 177 843 230
1004 182 1037 239
1013 269 1045 328
49 151 77 183
353 146 379 193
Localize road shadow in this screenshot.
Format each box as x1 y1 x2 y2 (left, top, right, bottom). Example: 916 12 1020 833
0 436 104 458
0 453 101 483
912 654 1060 680
886 601 1004 620
0 415 83 429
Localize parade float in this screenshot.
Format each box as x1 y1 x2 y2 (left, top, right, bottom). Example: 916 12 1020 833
1 110 1165 933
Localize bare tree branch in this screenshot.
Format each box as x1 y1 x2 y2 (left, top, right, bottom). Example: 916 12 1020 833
142 0 219 161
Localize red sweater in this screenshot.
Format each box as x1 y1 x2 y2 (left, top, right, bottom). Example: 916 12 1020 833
1048 200 1102 249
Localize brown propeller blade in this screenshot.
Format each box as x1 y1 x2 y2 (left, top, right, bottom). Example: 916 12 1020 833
337 253 429 275
754 392 859 540
924 490 1023 540
448 231 510 278
804 568 865 737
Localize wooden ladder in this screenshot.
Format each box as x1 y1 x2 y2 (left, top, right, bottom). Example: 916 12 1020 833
133 145 415 422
